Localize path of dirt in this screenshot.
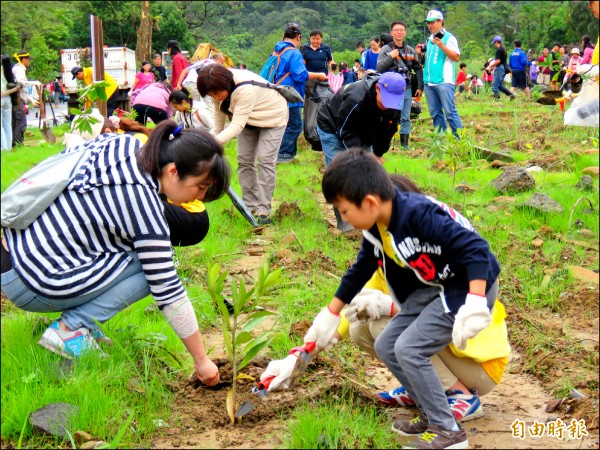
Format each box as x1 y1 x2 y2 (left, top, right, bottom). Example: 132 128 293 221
151 194 599 449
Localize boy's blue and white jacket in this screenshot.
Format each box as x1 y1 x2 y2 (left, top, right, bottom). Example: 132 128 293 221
335 189 501 313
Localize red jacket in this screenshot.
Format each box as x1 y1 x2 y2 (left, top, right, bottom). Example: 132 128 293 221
171 52 189 86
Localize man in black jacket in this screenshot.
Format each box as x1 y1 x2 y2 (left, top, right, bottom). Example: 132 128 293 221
377 21 424 149
316 72 405 231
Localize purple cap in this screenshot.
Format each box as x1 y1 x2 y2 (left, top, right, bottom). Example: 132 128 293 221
491 36 502 45
377 72 406 110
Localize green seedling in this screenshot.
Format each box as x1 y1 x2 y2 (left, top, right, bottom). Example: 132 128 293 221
207 263 282 424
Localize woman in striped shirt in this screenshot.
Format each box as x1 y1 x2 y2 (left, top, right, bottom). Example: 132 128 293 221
1 120 230 386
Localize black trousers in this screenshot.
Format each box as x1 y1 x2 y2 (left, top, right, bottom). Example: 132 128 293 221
12 105 26 146
133 104 168 126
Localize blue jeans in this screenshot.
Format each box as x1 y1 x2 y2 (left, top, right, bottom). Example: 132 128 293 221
400 85 413 135
491 65 513 97
317 126 345 167
278 106 303 159
1 96 12 150
424 83 463 137
375 282 497 430
1 252 151 332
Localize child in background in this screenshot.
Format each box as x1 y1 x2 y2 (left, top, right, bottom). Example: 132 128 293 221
327 62 344 93
169 87 214 132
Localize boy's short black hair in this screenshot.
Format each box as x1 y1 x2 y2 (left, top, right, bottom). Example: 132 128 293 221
459 62 467 69
322 149 395 207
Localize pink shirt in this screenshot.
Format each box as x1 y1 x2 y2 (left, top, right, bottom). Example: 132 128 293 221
131 82 173 116
327 72 343 93
581 46 594 65
568 55 581 73
135 71 155 91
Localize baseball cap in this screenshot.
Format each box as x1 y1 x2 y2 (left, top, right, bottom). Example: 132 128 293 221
570 48 580 55
425 10 444 22
467 74 473 79
491 36 502 45
71 66 83 79
377 72 406 110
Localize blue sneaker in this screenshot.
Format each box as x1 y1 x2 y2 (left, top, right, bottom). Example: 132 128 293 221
446 389 484 422
91 328 112 345
38 321 103 359
378 385 416 407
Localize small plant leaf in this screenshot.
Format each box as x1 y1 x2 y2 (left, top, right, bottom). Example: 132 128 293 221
236 373 255 382
238 340 271 372
262 268 283 291
241 312 274 333
235 331 253 346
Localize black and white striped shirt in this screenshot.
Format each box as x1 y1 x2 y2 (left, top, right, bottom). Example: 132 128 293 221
5 133 186 308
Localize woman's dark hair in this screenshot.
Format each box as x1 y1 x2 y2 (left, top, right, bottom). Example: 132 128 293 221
140 61 151 72
322 149 394 206
137 120 230 202
370 36 380 44
197 64 235 98
339 62 348 72
380 33 393 46
166 40 181 55
284 23 302 39
582 35 594 50
330 62 338 72
310 29 323 38
169 87 194 108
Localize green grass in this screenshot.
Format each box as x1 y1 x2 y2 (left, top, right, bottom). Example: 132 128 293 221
283 387 398 449
1 95 598 447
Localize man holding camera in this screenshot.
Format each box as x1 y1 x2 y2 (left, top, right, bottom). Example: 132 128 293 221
423 10 463 138
377 21 424 149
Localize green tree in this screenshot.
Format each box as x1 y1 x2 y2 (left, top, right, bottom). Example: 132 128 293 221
27 33 59 82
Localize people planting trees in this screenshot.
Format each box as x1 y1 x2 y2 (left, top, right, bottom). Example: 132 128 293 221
1 120 231 388
261 149 501 449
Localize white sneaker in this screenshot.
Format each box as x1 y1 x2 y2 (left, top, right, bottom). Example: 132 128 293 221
38 321 104 359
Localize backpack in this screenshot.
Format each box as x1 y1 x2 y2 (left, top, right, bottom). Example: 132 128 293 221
1 145 91 230
260 47 295 85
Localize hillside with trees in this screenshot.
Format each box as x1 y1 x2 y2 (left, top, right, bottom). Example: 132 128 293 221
1 1 598 80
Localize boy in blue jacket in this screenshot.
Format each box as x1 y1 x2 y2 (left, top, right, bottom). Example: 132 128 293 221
304 149 500 449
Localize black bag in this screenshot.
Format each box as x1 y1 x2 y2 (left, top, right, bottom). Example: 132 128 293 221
303 80 334 152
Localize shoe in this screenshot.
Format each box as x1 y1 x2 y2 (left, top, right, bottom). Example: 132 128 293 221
276 155 295 164
91 328 112 345
333 207 354 233
256 214 272 225
446 389 484 422
378 385 416 407
509 95 516 101
400 134 410 148
392 415 429 436
38 320 103 359
402 423 468 449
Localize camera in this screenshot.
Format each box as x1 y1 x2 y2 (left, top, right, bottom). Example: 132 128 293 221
417 43 427 54
433 30 445 40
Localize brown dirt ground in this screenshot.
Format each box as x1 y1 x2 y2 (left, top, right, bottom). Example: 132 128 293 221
149 195 599 449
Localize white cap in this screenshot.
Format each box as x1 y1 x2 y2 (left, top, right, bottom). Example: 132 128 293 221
426 10 444 22
467 74 473 78
571 48 580 55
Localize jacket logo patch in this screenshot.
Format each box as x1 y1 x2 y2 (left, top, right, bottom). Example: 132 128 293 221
409 254 436 281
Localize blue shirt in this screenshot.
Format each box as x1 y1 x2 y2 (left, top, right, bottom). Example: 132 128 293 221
363 49 379 71
273 41 309 108
301 43 333 74
509 48 530 71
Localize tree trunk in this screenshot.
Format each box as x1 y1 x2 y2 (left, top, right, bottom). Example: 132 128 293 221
136 0 152 64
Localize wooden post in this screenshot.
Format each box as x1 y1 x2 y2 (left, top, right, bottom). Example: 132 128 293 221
91 15 107 116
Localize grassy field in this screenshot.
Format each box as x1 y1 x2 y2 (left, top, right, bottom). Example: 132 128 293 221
1 91 598 448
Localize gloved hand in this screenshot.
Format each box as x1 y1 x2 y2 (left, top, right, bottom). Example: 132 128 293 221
31 100 39 108
345 289 395 324
260 354 298 391
304 306 341 351
452 293 491 350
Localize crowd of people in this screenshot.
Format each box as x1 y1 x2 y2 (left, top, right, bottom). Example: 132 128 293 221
1 2 599 449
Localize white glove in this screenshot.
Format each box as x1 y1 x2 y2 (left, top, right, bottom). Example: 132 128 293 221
345 289 395 324
452 294 491 350
260 354 298 391
304 306 341 351
576 64 599 77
